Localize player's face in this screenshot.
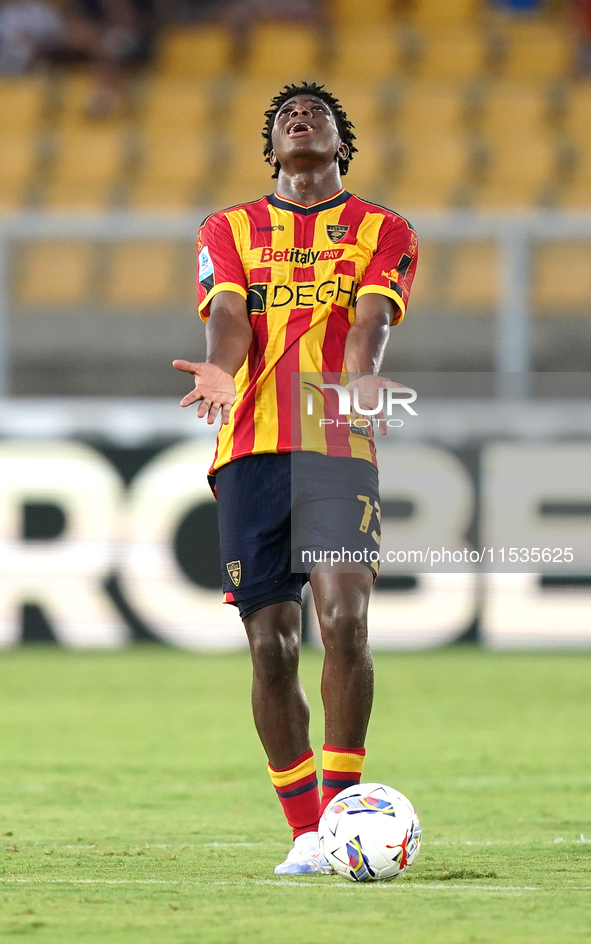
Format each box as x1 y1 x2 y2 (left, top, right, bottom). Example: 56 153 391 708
270 95 347 171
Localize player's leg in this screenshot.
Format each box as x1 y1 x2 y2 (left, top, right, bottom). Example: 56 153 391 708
310 566 375 815
244 600 329 874
243 600 309 769
295 453 380 814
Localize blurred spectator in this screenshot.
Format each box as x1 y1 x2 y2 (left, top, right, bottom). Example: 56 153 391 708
172 0 225 22
220 0 321 31
60 0 175 116
0 0 64 74
492 0 543 13
574 0 591 73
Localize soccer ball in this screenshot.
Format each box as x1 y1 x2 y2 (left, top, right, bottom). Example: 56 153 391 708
318 782 421 882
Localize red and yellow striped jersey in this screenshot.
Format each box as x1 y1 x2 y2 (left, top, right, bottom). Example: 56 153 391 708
197 189 418 473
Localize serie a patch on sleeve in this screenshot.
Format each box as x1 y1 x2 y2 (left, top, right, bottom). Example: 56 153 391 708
198 246 214 281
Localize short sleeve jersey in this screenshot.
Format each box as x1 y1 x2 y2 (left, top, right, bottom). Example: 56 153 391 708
197 189 418 474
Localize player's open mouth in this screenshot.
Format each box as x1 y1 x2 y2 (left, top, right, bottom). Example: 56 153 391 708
288 122 314 135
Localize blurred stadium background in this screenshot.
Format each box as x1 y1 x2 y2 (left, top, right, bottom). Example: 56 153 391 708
1 0 590 650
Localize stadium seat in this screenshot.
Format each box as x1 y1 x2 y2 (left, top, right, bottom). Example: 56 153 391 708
415 28 489 80
448 242 499 310
56 71 126 126
0 77 44 133
341 139 384 195
156 26 232 77
226 79 284 135
106 242 182 306
317 80 384 159
131 132 209 209
393 81 467 142
330 0 393 27
411 0 480 29
388 136 470 209
403 240 436 305
0 135 37 209
474 136 556 208
16 241 93 306
563 83 591 147
560 144 591 209
243 23 319 81
479 81 550 141
43 129 125 209
329 26 403 79
140 77 210 133
216 162 276 210
500 21 573 80
532 243 591 311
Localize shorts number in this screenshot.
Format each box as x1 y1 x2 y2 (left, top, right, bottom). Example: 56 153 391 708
356 495 373 534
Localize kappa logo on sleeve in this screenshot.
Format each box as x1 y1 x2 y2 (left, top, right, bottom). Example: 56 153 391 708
226 561 241 587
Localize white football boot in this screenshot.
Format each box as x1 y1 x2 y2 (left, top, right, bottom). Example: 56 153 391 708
274 830 332 875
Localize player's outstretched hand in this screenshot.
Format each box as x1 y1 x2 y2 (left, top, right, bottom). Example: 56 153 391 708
172 360 236 426
345 375 409 437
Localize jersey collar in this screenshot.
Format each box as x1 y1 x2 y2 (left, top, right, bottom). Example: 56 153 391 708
267 189 351 215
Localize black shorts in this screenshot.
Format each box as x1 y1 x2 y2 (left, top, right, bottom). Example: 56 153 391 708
215 452 381 619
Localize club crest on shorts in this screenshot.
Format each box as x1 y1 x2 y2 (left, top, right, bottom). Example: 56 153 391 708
226 561 241 587
326 224 349 243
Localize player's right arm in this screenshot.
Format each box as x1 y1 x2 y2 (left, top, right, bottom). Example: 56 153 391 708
173 213 252 426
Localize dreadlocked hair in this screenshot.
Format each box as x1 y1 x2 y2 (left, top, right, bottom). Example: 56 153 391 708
262 81 357 178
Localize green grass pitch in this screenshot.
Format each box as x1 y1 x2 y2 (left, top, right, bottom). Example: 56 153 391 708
0 645 590 943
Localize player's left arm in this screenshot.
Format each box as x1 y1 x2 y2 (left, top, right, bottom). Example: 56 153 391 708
345 216 418 434
344 293 395 377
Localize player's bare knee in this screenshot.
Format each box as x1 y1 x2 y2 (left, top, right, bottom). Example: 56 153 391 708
247 623 300 686
318 608 368 661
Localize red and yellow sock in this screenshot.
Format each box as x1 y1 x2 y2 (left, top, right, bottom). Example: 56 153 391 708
268 748 320 839
320 744 366 815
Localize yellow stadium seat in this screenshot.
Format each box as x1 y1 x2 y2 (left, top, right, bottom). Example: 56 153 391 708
388 136 469 209
560 140 591 209
416 28 489 80
140 78 210 133
474 137 556 209
225 79 281 143
342 140 384 194
216 161 276 210
532 243 591 312
16 242 93 306
243 23 319 81
330 26 403 79
220 105 274 206
564 83 591 147
412 0 480 29
131 132 209 209
106 242 181 307
403 241 436 305
0 135 37 209
330 0 393 27
0 78 44 133
44 129 125 209
479 81 550 141
394 81 466 142
56 72 126 126
157 26 232 77
501 22 573 81
448 243 499 310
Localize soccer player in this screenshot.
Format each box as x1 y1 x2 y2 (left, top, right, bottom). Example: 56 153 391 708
174 82 417 874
